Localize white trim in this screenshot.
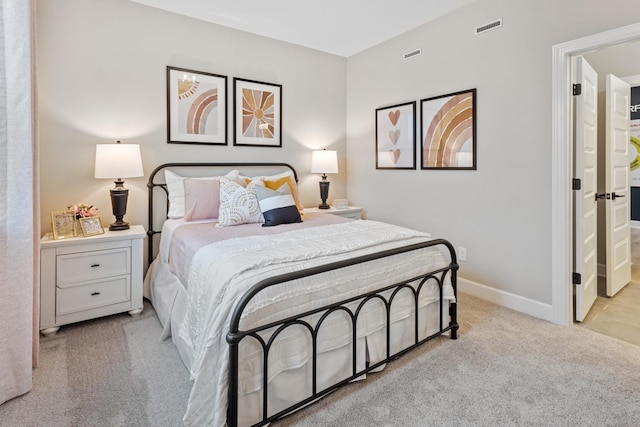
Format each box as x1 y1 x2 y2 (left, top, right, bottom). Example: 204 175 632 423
551 22 640 326
458 277 554 322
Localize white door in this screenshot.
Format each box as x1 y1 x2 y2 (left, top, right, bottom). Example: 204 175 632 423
605 74 631 297
574 57 599 322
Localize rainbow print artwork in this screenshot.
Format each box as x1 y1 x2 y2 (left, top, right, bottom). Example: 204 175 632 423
421 89 476 169
178 78 219 136
167 66 227 145
241 88 275 139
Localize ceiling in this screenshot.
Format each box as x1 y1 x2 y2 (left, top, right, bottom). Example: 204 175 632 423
129 0 476 57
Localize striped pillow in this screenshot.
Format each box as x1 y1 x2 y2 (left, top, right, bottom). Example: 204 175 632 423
254 183 302 227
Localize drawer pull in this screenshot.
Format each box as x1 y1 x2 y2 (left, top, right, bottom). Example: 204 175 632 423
91 292 101 296
91 264 100 268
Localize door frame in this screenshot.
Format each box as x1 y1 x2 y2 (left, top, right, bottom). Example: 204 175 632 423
551 22 640 325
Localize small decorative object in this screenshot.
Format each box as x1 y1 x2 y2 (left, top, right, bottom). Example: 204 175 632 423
420 88 476 170
310 149 338 209
68 203 99 236
67 203 99 219
79 216 105 237
94 141 144 231
233 77 282 147
333 199 348 209
375 101 416 169
167 66 227 145
51 211 76 240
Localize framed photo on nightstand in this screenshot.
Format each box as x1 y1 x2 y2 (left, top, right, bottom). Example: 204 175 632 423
79 216 105 237
51 211 76 240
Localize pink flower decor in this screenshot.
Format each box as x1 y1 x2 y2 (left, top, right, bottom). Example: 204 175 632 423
68 203 99 219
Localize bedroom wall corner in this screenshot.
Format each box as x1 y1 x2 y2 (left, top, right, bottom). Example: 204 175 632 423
344 0 640 319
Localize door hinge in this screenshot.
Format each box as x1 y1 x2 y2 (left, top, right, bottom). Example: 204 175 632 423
573 83 582 96
573 272 581 285
572 178 581 190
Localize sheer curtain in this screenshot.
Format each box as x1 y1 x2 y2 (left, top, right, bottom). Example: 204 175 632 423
0 0 38 405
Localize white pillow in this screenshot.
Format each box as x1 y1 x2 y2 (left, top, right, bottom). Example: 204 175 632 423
164 169 239 218
217 178 264 227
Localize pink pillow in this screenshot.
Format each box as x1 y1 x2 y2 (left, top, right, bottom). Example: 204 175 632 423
183 179 221 221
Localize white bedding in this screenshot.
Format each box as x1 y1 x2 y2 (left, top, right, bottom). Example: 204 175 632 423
146 218 455 427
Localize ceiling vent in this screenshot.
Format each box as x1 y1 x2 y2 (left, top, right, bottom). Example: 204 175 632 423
403 48 421 60
475 18 502 35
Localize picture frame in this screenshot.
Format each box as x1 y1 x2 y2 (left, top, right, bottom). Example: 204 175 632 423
420 88 476 170
79 216 105 237
375 101 416 169
233 77 282 147
167 66 227 145
51 211 76 240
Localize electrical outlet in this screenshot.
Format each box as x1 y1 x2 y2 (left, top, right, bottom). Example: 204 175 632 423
458 247 467 261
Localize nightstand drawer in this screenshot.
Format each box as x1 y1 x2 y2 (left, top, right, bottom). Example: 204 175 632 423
57 247 131 285
337 211 362 219
56 276 130 316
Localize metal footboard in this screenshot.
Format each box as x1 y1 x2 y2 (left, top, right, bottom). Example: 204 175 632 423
226 239 459 427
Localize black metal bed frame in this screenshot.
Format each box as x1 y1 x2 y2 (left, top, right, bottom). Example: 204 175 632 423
147 163 458 427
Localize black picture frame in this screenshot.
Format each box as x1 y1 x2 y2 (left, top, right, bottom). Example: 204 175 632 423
420 88 476 170
166 66 227 145
233 77 282 147
375 101 416 169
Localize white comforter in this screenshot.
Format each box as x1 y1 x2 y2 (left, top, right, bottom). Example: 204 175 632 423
178 220 455 426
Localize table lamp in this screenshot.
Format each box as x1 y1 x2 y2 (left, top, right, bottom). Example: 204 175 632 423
94 141 144 230
310 149 338 209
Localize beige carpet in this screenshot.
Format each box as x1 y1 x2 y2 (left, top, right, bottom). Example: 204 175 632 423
1 293 640 426
275 293 640 426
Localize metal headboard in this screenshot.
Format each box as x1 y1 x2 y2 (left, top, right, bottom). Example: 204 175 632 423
146 162 298 267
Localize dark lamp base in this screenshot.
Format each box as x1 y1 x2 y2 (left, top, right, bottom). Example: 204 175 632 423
318 178 331 210
109 221 130 231
109 180 130 231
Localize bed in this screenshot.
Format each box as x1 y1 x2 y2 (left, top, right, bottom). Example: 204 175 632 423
143 162 459 427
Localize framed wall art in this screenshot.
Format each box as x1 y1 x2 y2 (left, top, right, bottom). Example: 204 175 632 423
167 66 227 145
420 88 476 170
375 101 416 169
79 216 105 237
51 211 76 240
233 78 282 147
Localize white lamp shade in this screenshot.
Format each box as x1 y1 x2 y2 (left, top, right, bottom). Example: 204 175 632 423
94 143 144 179
310 150 338 174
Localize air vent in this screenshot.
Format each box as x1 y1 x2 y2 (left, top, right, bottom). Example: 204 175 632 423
475 18 502 35
403 48 421 60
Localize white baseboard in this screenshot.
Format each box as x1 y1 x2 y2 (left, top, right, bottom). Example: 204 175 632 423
458 277 554 323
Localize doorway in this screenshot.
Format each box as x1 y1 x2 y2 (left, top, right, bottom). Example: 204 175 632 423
576 47 640 344
551 22 640 326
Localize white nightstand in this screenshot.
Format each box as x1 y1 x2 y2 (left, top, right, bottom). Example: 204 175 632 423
304 206 363 220
40 224 146 337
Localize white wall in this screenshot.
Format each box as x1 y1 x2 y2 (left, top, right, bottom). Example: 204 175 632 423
36 0 347 244
346 0 640 311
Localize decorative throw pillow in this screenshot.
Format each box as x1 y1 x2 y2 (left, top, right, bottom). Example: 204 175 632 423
254 183 303 227
183 178 221 221
262 176 304 212
217 178 264 227
164 169 239 219
243 170 303 212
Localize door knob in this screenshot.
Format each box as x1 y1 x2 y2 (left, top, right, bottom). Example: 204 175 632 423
595 193 607 201
611 192 625 200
